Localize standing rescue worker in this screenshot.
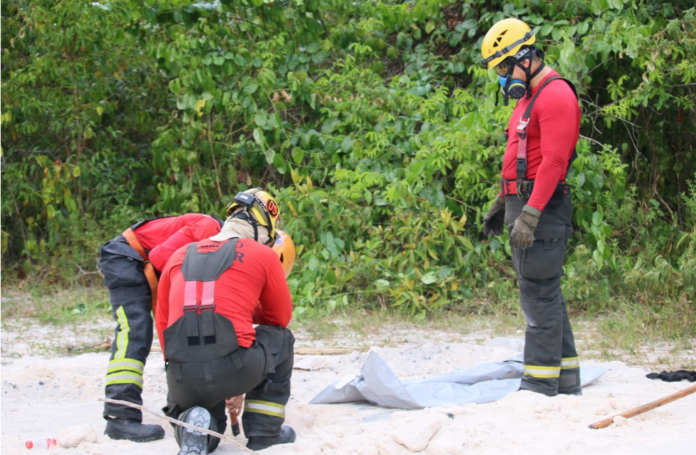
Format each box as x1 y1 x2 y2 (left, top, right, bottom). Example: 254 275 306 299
99 213 224 441
156 188 296 454
480 18 582 396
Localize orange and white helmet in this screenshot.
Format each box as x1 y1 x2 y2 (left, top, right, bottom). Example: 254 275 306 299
272 229 295 278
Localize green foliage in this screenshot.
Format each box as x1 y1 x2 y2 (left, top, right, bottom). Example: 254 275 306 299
2 0 694 327
2 0 169 279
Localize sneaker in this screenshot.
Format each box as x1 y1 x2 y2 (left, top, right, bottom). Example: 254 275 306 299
247 426 296 451
178 407 211 455
105 418 165 442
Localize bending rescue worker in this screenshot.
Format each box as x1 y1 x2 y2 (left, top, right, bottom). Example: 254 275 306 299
156 188 297 454
480 18 582 396
99 213 224 441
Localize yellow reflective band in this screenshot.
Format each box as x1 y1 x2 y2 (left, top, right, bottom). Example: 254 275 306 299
107 366 144 375
108 359 144 374
244 400 285 418
109 358 144 367
524 365 561 379
561 357 580 369
105 373 143 388
115 306 130 360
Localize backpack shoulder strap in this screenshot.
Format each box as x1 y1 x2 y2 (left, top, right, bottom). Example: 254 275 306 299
521 76 565 119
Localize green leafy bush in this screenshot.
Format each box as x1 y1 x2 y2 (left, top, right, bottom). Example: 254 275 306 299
2 0 694 325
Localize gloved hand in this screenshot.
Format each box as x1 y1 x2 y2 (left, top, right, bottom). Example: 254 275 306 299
482 195 506 237
509 205 541 249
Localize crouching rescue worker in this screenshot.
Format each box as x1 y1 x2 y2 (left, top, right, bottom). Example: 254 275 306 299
156 188 297 454
480 18 582 396
99 213 224 441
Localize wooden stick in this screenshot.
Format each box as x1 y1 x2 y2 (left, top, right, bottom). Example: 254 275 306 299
589 383 696 429
99 398 257 454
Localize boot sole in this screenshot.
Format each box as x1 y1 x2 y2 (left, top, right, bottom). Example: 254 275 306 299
105 431 165 443
105 424 165 443
179 407 210 455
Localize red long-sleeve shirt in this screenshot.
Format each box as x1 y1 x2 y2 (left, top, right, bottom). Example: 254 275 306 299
133 214 222 272
501 70 581 211
156 238 292 358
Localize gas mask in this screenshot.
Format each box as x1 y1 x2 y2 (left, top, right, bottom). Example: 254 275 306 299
499 75 527 102
495 47 545 106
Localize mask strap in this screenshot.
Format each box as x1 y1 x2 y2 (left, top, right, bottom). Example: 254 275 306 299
503 66 515 106
527 61 545 82
520 49 544 97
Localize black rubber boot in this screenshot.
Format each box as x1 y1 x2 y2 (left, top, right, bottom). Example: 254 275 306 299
519 376 558 397
558 368 582 396
104 418 165 442
559 388 583 396
247 426 296 451
177 407 211 455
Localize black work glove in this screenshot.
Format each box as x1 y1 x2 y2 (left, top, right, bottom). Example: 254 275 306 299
482 195 506 237
509 205 541 249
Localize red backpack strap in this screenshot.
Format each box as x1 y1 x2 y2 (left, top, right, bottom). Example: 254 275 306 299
200 281 216 338
183 280 198 311
200 281 215 310
183 281 199 338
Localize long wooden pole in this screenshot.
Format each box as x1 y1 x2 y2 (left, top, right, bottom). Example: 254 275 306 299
589 383 696 429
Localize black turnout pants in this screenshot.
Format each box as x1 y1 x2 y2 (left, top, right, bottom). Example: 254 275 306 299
505 194 580 396
164 325 295 450
99 235 153 422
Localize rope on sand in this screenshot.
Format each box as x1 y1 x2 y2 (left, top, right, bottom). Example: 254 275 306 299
99 398 257 454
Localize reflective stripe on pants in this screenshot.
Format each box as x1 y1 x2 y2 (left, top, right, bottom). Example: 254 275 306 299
244 400 286 419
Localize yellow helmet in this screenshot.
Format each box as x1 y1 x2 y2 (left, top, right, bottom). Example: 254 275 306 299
272 229 296 278
226 188 280 246
481 18 535 69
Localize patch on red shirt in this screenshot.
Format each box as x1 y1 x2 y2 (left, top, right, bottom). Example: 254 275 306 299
197 241 225 253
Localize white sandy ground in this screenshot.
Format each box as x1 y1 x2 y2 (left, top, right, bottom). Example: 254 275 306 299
2 320 695 455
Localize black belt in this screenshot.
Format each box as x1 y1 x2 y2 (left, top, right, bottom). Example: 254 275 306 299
501 179 570 200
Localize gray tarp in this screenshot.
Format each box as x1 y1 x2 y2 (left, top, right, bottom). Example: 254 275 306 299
310 351 609 409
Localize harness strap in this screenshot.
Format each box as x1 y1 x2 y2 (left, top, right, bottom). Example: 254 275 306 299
515 76 578 200
183 280 197 311
201 281 215 309
501 179 570 198
182 281 199 338
121 228 159 315
181 279 217 339
200 281 216 338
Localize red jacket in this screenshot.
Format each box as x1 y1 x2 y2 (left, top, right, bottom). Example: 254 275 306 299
133 214 222 272
501 70 581 211
156 238 292 357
